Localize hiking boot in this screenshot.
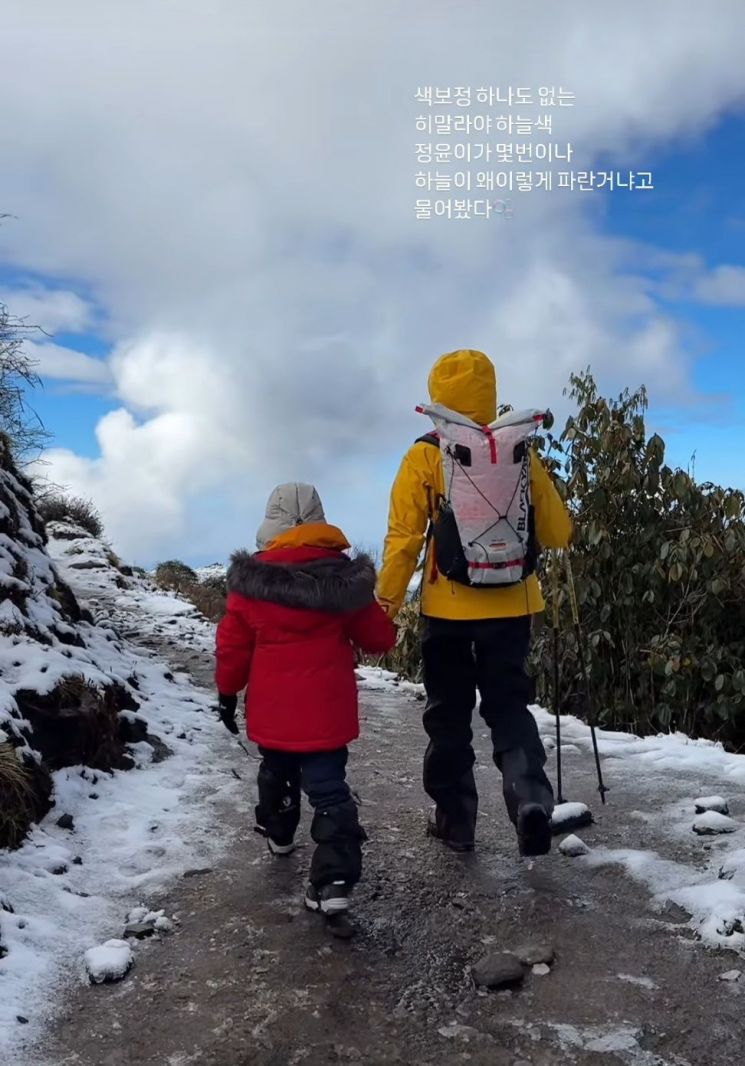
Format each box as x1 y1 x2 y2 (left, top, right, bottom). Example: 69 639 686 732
304 880 350 916
255 823 296 857
426 808 475 853
517 802 552 857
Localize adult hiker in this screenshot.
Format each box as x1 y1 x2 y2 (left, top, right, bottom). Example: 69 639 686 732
377 349 572 856
215 483 395 923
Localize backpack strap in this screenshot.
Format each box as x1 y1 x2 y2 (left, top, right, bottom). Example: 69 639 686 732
413 432 441 584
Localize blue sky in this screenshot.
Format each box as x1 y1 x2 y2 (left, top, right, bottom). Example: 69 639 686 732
597 113 745 485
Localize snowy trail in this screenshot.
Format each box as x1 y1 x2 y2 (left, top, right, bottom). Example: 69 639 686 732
18 588 744 1065
1 566 246 1063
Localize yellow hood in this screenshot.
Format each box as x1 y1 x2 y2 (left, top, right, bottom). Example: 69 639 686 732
427 349 497 425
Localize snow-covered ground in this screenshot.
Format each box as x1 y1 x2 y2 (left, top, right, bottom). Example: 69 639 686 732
0 527 243 1061
534 704 745 952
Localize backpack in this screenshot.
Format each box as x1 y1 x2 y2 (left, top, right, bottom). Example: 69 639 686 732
415 402 553 588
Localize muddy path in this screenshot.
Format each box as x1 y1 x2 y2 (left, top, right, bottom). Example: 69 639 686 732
38 621 745 1066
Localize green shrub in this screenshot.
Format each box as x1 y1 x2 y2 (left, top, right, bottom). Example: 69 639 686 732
530 369 745 747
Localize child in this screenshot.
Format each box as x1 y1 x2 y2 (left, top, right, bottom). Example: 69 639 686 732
215 483 396 921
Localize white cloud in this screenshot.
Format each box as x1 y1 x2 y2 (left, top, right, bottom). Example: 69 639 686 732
3 0 745 560
0 285 92 333
25 340 111 386
694 265 745 306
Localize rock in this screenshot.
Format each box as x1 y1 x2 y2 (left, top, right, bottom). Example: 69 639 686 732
532 963 551 976
659 901 690 924
719 969 742 982
73 857 83 866
50 863 69 876
56 814 75 831
85 939 133 984
515 941 555 966
17 1015 29 1024
692 811 738 836
471 952 526 989
124 922 156 939
559 834 590 857
437 1022 482 1041
695 795 729 816
551 802 593 834
183 867 212 878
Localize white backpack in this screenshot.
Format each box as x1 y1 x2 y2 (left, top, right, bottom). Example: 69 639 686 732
416 402 552 587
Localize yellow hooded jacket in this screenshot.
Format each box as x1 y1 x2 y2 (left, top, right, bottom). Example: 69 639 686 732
377 349 573 620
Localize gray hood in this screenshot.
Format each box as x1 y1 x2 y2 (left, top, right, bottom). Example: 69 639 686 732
256 483 325 550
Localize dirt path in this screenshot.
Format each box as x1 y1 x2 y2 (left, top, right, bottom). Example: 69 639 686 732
38 625 745 1066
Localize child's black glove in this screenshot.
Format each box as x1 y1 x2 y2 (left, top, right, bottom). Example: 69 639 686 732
217 693 239 734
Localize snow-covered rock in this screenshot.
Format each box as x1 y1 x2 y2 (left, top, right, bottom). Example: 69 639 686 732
695 795 729 816
85 939 133 984
559 834 591 857
692 811 738 836
551 802 593 832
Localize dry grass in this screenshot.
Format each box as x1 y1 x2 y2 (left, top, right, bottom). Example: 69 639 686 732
0 744 37 849
154 560 198 594
37 493 104 538
378 600 423 682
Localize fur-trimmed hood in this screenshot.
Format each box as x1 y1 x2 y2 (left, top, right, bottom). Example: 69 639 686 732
227 550 377 614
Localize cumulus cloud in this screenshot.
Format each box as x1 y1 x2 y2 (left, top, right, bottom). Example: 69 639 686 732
1 0 744 560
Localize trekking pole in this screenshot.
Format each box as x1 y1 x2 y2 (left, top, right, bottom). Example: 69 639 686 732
550 551 564 805
564 553 608 804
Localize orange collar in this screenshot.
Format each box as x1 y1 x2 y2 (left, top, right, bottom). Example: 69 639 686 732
264 522 351 553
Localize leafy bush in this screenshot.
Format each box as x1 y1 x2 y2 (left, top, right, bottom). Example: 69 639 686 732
37 493 104 539
153 560 198 594
531 370 745 748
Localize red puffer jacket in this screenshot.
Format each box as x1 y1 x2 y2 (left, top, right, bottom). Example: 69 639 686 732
215 524 396 752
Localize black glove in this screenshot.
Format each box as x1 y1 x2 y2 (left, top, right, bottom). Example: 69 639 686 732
217 693 238 734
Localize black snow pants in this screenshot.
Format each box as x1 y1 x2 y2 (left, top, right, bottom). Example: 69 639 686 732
255 746 364 888
421 615 553 841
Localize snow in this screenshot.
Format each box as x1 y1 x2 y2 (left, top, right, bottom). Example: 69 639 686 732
1 523 244 1061
695 795 729 815
84 939 133 984
194 563 226 584
617 973 656 990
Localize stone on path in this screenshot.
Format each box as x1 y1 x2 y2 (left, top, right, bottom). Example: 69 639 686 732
692 811 738 836
559 834 590 857
85 940 133 984
471 952 526 990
